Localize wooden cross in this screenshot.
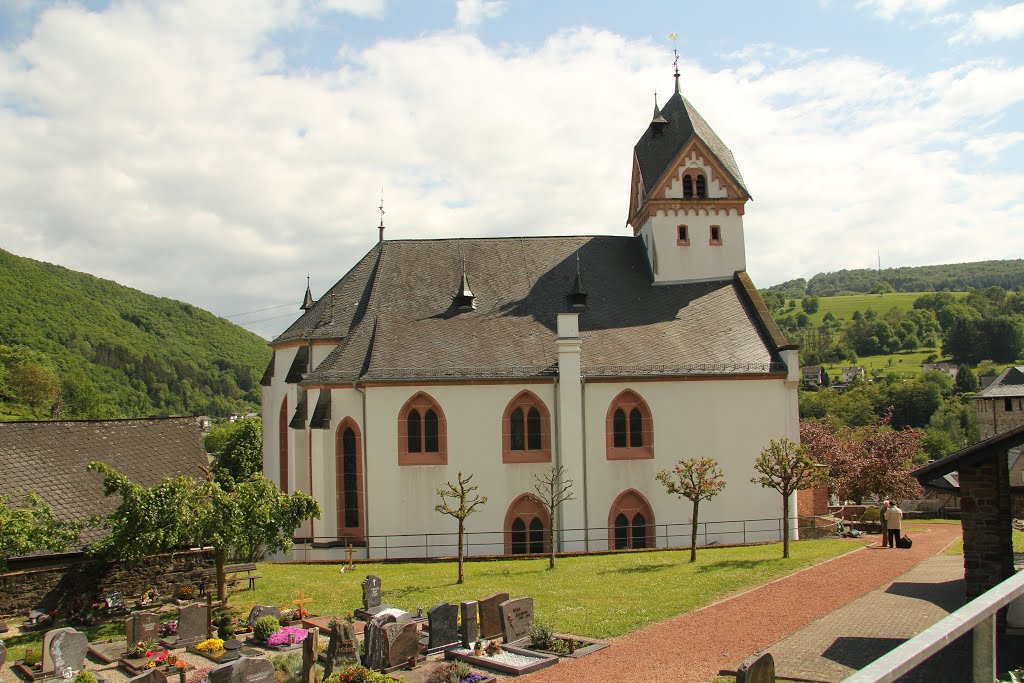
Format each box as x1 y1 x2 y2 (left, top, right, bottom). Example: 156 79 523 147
293 589 313 618
346 544 355 570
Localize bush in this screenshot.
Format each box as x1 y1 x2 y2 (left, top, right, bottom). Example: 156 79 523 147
272 652 304 683
23 646 41 666
73 671 98 683
528 621 555 650
253 616 281 642
324 665 402 683
425 662 473 683
861 507 880 523
215 614 236 640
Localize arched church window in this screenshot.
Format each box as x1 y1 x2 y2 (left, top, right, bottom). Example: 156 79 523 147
502 391 551 463
613 409 627 448
609 490 656 550
683 175 693 199
614 514 629 549
398 392 447 465
631 513 647 549
529 518 545 554
504 494 549 555
696 174 707 198
511 519 527 555
606 390 654 460
335 419 364 539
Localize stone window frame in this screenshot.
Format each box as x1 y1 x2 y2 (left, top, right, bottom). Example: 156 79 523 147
605 389 654 460
501 390 552 464
608 489 656 550
709 225 722 246
398 391 448 466
335 417 365 541
677 224 690 246
503 493 550 555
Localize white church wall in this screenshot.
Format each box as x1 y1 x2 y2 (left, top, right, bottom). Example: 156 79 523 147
640 207 746 284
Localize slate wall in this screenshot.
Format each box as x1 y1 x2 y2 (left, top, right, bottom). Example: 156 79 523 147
0 548 215 616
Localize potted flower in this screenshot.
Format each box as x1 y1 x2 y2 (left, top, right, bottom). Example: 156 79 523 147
473 640 484 657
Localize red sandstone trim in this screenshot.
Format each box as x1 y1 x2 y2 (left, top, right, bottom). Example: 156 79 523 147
397 391 448 466
335 418 366 542
501 390 552 464
605 389 654 460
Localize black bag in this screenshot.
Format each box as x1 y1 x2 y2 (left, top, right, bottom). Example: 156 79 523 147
896 535 912 549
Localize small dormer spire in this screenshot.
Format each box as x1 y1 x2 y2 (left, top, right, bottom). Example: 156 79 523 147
454 255 476 312
568 250 588 310
378 189 386 245
650 91 668 136
301 274 315 310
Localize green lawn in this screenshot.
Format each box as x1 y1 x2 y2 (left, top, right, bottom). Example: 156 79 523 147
945 529 1024 556
821 348 943 379
247 539 858 639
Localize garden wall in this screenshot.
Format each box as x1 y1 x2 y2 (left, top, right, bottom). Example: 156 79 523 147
0 548 215 616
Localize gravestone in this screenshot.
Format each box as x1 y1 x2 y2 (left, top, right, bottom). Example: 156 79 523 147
42 627 89 676
362 575 383 610
208 656 275 683
736 651 775 683
363 614 395 671
0 640 7 668
477 592 509 639
426 602 459 651
498 597 534 644
247 605 283 626
460 601 478 647
323 619 360 677
128 668 168 683
174 603 209 646
383 621 419 669
126 613 161 648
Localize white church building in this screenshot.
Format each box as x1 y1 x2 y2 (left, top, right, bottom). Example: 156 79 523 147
262 70 801 560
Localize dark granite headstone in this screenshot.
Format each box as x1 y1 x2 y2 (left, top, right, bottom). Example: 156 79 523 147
384 621 419 668
736 651 775 683
477 592 508 639
0 641 7 668
499 597 534 644
460 601 478 647
126 613 160 647
361 575 383 610
247 605 282 626
127 668 168 683
208 656 275 683
426 602 459 650
176 603 209 646
42 627 89 676
363 614 401 671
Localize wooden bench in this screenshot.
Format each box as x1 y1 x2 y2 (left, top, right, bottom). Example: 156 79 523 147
193 562 262 594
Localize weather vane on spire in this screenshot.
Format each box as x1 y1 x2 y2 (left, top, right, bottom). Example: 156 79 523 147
669 33 681 95
378 188 385 228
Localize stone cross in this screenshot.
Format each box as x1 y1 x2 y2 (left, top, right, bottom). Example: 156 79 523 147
460 601 478 647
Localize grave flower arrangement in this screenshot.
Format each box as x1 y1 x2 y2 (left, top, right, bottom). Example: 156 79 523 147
139 589 158 606
73 671 98 683
194 639 225 654
143 649 170 669
129 640 159 658
425 662 487 683
159 620 178 637
324 665 402 683
265 626 308 648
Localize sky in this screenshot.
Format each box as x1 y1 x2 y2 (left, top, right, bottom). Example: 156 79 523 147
0 0 1022 339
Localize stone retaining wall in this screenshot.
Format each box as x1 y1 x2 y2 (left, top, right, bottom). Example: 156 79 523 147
0 548 215 616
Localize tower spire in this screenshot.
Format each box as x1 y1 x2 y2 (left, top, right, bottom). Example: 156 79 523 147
669 33 680 95
378 188 385 245
301 274 315 310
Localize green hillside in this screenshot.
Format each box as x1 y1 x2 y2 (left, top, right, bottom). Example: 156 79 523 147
0 248 271 420
808 292 968 327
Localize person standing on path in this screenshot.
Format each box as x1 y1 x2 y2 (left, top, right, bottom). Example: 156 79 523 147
879 499 890 547
885 501 903 548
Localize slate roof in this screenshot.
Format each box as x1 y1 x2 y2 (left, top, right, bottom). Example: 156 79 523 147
973 366 1024 399
0 417 209 551
279 235 789 384
633 92 748 197
914 423 1024 493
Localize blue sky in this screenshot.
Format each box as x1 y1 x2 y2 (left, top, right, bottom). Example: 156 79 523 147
0 0 1021 337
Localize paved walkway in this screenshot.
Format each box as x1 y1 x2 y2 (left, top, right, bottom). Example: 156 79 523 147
520 523 964 683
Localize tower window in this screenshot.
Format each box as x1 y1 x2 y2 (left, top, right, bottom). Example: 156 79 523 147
677 225 689 245
682 176 693 199
696 174 707 198
710 225 722 245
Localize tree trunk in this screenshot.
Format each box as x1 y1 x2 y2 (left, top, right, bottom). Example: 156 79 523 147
782 492 791 559
457 518 465 584
215 548 227 604
690 500 699 563
548 508 556 570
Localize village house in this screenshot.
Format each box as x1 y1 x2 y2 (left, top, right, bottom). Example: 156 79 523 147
841 366 865 383
923 362 959 380
261 67 801 560
802 366 824 387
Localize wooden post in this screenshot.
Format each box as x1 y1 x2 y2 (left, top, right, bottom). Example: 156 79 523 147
302 626 319 683
346 544 355 570
207 593 214 639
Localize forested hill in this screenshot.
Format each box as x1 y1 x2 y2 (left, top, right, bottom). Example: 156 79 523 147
768 259 1024 297
0 248 271 420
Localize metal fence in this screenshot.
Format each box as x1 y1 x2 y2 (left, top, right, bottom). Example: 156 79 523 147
291 515 822 561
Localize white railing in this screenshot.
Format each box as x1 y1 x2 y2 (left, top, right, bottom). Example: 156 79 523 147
842 569 1024 683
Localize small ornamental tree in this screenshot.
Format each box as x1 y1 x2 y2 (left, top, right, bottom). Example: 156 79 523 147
435 472 487 584
751 438 826 558
88 462 320 603
656 458 726 562
0 492 82 570
528 465 576 570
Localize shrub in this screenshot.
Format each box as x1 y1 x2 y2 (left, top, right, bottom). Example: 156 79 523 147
425 662 473 683
861 507 880 523
272 652 304 683
73 671 98 683
254 615 282 642
528 621 555 650
324 665 402 683
215 614 235 640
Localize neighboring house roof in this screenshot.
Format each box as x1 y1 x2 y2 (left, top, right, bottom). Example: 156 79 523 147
973 366 1024 399
280 236 790 384
803 366 823 375
913 423 1024 493
0 417 209 551
632 92 748 197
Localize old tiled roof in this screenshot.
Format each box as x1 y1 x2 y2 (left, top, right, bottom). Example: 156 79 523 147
633 92 748 197
973 366 1024 399
0 417 209 551
292 236 788 384
914 423 1024 493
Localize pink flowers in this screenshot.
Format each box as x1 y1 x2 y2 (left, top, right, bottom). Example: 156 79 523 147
266 627 308 647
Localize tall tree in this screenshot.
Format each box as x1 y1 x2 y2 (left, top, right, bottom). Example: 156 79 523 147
435 472 487 584
656 457 726 562
212 417 263 487
0 492 82 570
529 465 576 570
751 438 826 558
955 364 979 394
9 362 60 417
87 462 319 603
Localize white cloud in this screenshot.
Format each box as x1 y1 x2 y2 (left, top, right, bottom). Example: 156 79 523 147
317 0 386 17
455 0 507 28
856 0 953 20
0 3 1021 339
965 131 1024 161
951 3 1024 43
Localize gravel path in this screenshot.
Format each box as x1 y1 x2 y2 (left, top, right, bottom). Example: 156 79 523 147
519 523 963 683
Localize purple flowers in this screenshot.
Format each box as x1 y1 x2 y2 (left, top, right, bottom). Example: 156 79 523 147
159 621 177 636
462 675 487 683
266 627 308 647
